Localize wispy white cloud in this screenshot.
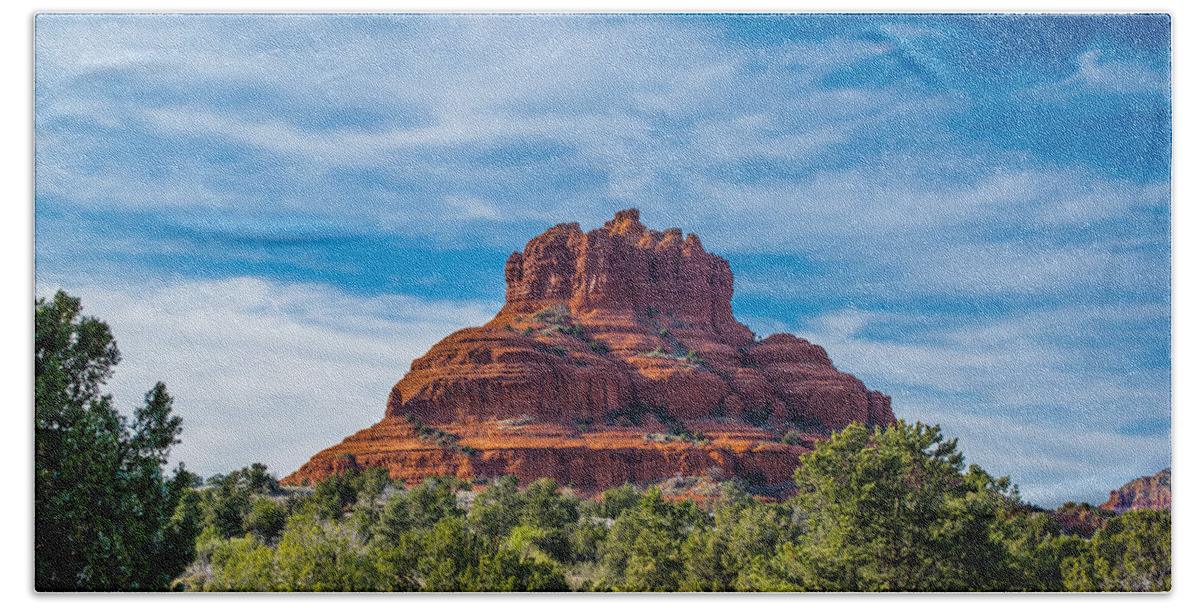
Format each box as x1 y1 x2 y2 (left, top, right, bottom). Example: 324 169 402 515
1031 48 1170 101
714 159 1167 313
924 409 1168 506
786 305 1169 505
37 15 1170 257
697 159 1166 243
33 14 1171 504
34 16 961 223
35 276 498 478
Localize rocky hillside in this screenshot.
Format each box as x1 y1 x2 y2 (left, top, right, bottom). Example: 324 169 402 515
1100 468 1171 514
283 209 894 490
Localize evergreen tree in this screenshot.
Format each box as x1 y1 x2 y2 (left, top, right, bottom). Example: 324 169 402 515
597 486 709 591
35 291 193 590
772 421 1021 591
1063 509 1171 591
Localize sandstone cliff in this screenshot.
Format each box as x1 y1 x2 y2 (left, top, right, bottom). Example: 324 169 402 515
283 209 894 490
1100 468 1171 514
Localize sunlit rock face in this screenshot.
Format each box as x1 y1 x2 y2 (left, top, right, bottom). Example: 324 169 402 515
1101 468 1171 514
283 209 893 491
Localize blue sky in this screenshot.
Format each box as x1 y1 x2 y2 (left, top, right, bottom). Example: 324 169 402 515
34 13 1170 507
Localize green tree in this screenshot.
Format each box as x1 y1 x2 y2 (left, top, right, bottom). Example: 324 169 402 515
243 462 280 495
373 490 416 546
312 467 363 519
202 513 391 592
160 485 205 590
202 471 254 538
360 467 391 506
595 482 641 519
201 534 276 591
406 476 465 529
272 516 387 591
681 498 802 591
369 476 464 552
474 542 570 591
998 509 1084 591
567 516 609 564
522 478 579 530
35 291 193 590
371 531 422 591
518 478 578 562
771 421 1021 591
469 475 527 541
412 514 569 592
309 467 393 520
1063 509 1170 591
597 486 710 591
418 515 480 591
244 497 289 541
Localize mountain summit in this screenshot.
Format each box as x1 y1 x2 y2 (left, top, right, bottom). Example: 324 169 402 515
283 210 894 490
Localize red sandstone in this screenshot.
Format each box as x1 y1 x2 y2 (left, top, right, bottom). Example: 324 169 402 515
1100 468 1171 514
283 209 894 490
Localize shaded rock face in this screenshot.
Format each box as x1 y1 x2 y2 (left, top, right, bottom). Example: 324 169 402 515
1101 468 1171 514
283 209 894 490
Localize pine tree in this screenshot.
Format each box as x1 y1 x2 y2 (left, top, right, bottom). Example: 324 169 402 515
35 291 193 590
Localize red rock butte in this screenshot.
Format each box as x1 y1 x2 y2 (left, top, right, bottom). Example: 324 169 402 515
1100 468 1171 514
283 209 895 490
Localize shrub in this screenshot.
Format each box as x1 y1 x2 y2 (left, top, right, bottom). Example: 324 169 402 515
642 346 669 358
646 428 709 446
532 303 570 324
557 323 587 340
244 498 288 541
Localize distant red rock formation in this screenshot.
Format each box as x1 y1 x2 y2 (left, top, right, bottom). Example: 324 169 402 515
283 209 894 490
1101 468 1171 514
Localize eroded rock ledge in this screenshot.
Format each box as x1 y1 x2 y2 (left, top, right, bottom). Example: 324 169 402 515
283 209 894 491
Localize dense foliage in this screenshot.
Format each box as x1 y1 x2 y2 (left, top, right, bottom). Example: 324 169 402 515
1063 509 1171 591
35 291 194 590
173 421 1170 592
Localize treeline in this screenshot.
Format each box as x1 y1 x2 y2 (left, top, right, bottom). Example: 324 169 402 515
35 291 1170 592
173 422 1170 592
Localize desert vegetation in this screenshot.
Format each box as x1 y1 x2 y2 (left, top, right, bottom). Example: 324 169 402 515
35 292 1170 592
166 422 1170 592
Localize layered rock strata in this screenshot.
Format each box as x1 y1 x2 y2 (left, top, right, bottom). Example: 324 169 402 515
1101 468 1171 514
283 209 894 490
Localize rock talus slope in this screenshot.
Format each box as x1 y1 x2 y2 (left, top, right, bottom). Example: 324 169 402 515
283 209 894 490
